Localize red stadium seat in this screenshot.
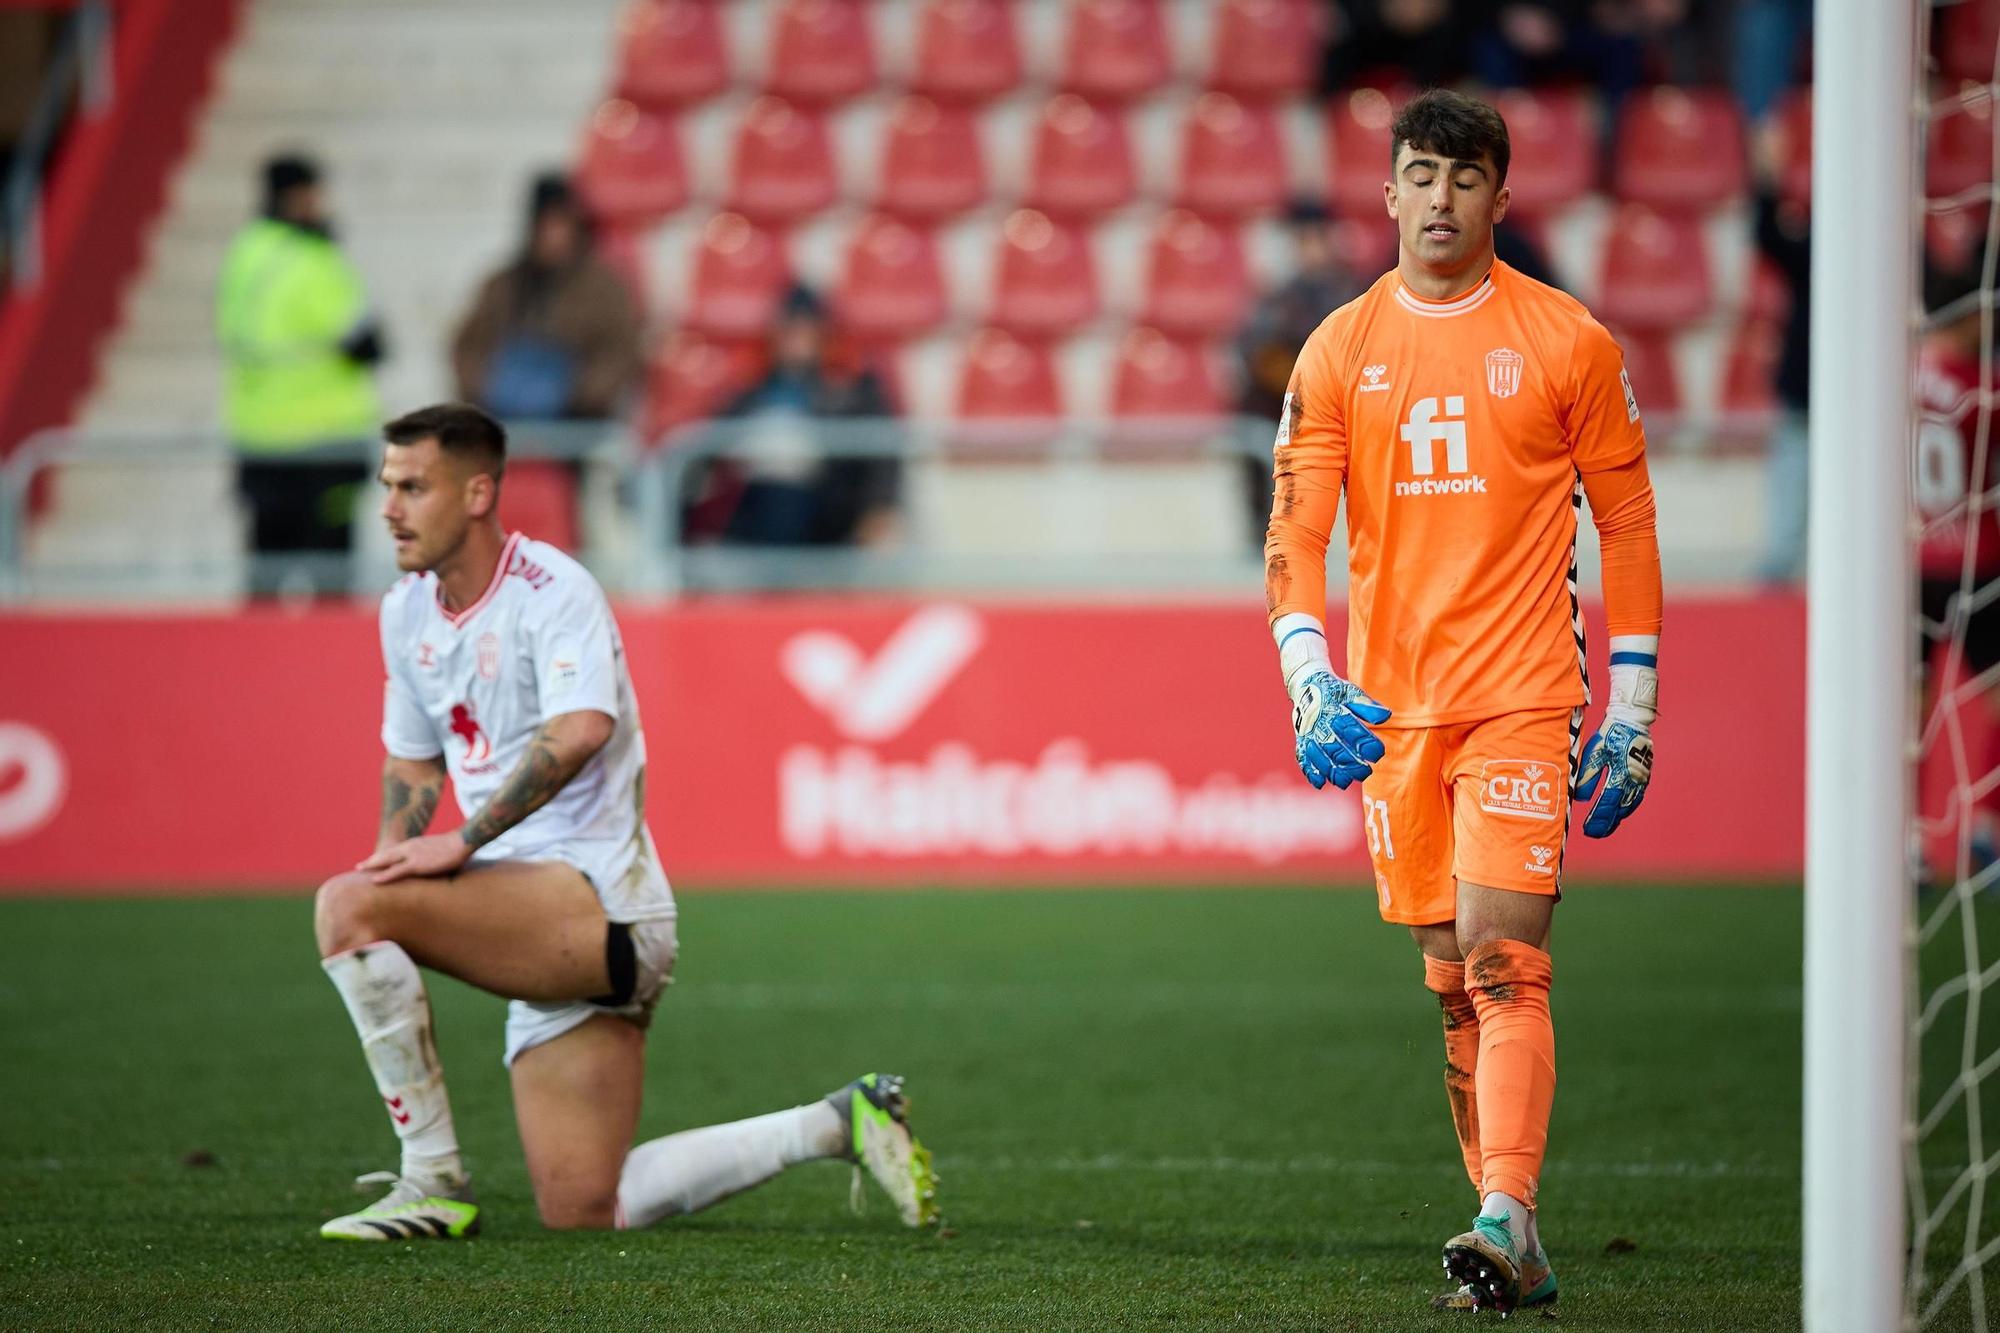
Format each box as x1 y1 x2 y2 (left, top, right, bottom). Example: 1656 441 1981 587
955 327 1065 419
1175 92 1287 219
686 212 792 338
1111 327 1224 417
1929 90 1997 204
1608 327 1681 423
1930 202 1988 275
1942 0 2000 84
1059 0 1171 102
908 0 1022 102
764 0 876 105
1205 0 1316 99
1492 88 1597 217
726 96 838 223
1595 206 1712 330
834 214 949 341
497 461 580 553
1719 318 1783 423
1745 255 1792 324
1327 86 1411 217
987 208 1100 338
1138 209 1250 337
1025 95 1137 219
644 331 765 443
874 95 987 221
574 100 689 225
1613 88 1746 212
613 0 730 108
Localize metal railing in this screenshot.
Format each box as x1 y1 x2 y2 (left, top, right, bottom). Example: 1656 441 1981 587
2 0 112 295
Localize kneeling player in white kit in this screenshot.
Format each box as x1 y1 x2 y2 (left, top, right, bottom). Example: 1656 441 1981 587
313 404 938 1240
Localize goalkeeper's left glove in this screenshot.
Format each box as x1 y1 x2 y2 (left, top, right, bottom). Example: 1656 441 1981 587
1572 638 1658 838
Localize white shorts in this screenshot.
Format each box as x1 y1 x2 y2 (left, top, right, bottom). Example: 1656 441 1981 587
502 916 679 1067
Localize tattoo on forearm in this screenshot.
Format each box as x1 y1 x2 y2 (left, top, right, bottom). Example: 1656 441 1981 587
458 724 577 850
379 767 443 844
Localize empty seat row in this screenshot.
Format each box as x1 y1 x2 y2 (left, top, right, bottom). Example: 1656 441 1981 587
623 202 1747 349
577 85 1775 229
644 310 1794 446
645 322 1231 439
613 0 1321 110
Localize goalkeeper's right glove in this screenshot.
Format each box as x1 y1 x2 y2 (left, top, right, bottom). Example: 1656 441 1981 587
1273 613 1393 790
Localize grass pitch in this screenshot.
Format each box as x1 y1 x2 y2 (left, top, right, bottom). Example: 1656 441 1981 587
0 886 1803 1330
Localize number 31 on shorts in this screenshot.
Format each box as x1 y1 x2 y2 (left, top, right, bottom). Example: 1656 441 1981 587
1363 796 1395 860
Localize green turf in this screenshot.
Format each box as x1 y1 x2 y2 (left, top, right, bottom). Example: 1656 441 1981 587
0 886 1805 1330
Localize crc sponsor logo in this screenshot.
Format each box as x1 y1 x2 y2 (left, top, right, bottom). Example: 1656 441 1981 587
1395 396 1487 497
1478 759 1559 821
1359 364 1391 394
776 608 1362 863
1486 348 1523 398
0 722 66 841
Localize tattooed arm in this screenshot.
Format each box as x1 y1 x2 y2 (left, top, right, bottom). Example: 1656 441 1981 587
359 710 614 883
377 756 447 850
456 710 614 851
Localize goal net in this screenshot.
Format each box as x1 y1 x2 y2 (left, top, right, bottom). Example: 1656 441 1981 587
1910 7 2000 1325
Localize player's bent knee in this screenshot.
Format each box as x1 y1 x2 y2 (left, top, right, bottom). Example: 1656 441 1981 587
314 871 389 957
535 1186 619 1231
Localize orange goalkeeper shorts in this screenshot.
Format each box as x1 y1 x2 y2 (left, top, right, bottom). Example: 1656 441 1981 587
1356 707 1585 926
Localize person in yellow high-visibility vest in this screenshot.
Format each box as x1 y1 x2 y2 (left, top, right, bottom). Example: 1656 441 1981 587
216 154 384 596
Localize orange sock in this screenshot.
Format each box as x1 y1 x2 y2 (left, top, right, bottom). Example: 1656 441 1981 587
1463 939 1555 1208
1422 955 1483 1196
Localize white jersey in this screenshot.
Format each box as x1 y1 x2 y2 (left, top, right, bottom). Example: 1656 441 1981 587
379 532 674 923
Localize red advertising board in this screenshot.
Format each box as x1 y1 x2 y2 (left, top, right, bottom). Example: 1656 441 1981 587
0 594 1800 890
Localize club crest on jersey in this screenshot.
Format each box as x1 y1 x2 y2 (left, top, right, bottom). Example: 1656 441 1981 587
449 702 493 766
1359 364 1391 393
1478 759 1559 821
416 642 436 671
477 632 501 681
1485 348 1523 399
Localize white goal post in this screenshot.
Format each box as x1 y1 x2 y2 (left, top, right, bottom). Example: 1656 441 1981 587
1803 1 1919 1330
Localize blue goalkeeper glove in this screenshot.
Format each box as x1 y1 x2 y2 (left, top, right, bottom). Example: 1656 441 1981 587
1273 614 1392 791
1573 642 1658 838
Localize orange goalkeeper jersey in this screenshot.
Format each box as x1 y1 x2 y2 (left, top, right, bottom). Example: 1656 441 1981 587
1265 261 1651 727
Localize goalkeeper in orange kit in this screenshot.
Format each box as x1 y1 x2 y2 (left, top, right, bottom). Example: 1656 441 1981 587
1263 89 1663 1315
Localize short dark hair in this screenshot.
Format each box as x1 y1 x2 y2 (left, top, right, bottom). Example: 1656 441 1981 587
383 403 507 480
1390 89 1511 186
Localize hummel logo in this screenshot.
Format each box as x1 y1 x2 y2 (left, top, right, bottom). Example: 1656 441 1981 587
386 1095 412 1126
1359 364 1391 394
781 605 984 741
1530 845 1555 865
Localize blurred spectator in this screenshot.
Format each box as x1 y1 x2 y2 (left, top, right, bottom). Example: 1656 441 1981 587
216 153 384 597
1237 202 1365 425
451 173 643 421
1750 115 1810 583
1323 0 1466 92
1732 0 1810 123
1236 201 1365 523
1495 221 1559 289
687 285 902 548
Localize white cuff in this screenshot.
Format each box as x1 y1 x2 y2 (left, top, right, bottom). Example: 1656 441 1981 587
1273 612 1331 697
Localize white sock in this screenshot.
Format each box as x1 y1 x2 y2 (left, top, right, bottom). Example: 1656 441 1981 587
1479 1191 1532 1252
322 942 465 1188
1524 1207 1543 1258
616 1101 847 1229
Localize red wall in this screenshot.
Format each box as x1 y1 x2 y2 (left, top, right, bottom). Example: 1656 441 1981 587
0 594 1800 890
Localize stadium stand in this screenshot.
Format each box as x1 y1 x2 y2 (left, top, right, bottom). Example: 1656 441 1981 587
36 0 1790 589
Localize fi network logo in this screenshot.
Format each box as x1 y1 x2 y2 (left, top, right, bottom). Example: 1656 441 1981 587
780 605 984 741
1395 396 1487 497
